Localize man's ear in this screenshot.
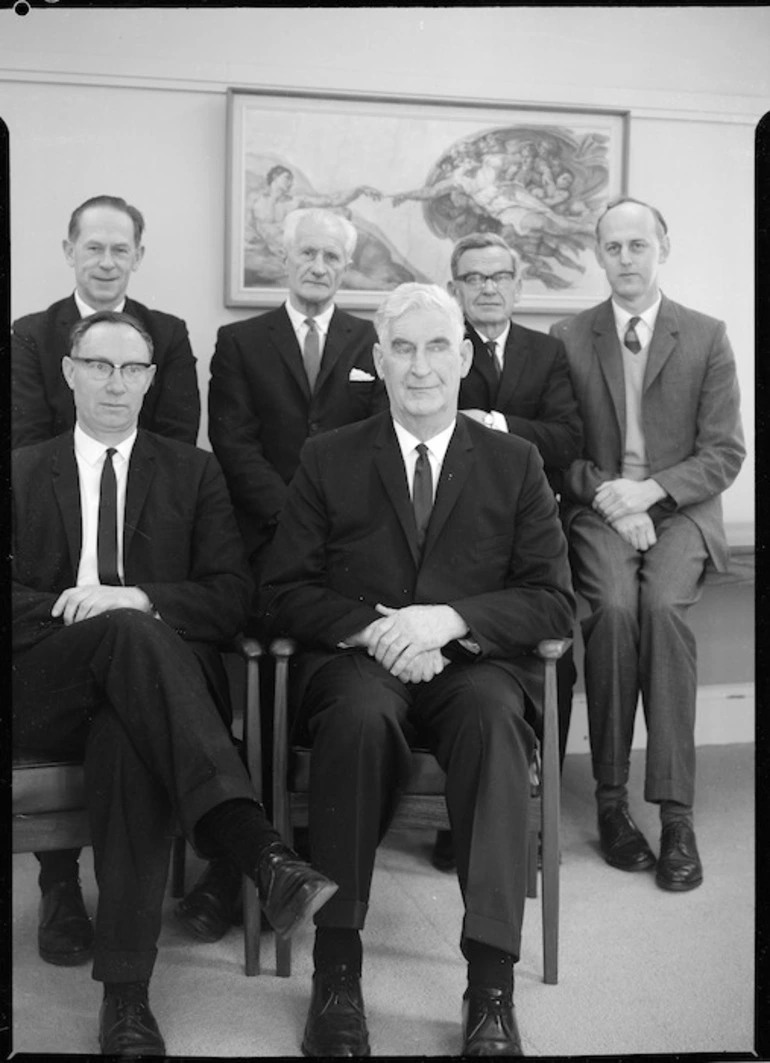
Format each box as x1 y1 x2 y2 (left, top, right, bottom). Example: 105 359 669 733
61 355 76 391
459 337 473 378
63 239 75 267
658 235 671 264
373 342 385 380
132 244 146 272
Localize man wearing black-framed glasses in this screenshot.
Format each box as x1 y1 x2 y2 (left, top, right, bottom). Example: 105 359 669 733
12 310 337 1054
427 231 583 875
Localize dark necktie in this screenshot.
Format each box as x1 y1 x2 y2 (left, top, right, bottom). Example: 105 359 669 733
97 447 121 586
413 443 433 551
624 316 642 354
303 318 321 391
485 339 501 380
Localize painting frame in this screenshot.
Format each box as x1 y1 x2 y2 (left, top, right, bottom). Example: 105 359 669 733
225 87 629 313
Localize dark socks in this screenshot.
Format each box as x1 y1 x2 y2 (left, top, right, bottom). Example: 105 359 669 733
462 938 514 994
595 783 628 813
103 980 149 1002
36 848 81 893
195 799 282 878
660 800 694 828
313 927 362 975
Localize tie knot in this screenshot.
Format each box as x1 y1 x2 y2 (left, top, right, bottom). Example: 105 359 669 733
305 318 317 332
628 316 641 328
105 447 117 461
416 443 429 460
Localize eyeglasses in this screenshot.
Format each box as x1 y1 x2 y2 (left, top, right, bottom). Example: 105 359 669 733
456 271 517 290
70 357 154 385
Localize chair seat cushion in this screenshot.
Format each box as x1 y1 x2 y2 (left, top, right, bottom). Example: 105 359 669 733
12 755 86 814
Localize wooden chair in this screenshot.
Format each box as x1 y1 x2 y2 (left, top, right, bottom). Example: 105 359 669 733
266 636 570 985
11 634 267 976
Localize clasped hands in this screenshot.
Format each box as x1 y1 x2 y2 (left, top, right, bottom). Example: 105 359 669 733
52 585 153 626
348 603 469 684
593 478 666 552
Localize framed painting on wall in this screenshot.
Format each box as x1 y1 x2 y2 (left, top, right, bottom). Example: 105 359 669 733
225 87 628 313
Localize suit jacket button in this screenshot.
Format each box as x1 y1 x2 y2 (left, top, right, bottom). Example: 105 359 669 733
308 422 319 434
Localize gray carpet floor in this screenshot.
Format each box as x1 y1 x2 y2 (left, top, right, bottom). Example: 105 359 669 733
11 744 755 1057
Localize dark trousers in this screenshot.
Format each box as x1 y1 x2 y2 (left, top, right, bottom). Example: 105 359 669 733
300 653 535 960
569 509 708 805
13 609 257 983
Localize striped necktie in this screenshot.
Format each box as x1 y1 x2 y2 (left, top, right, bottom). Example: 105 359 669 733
624 316 642 354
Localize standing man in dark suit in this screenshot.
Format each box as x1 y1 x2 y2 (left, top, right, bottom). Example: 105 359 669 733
260 284 575 1056
11 194 204 971
12 194 200 448
551 196 745 891
209 207 387 592
427 231 582 873
12 311 337 1056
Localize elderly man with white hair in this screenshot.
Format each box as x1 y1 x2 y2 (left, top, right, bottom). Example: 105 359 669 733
260 283 575 1057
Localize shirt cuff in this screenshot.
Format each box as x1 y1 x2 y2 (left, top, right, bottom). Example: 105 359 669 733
489 410 508 432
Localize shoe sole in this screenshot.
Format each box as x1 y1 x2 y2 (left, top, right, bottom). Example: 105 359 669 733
301 1038 371 1057
38 945 93 966
274 881 339 940
603 852 656 872
655 873 703 891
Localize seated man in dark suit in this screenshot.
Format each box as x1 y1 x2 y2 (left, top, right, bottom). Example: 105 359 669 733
260 284 575 1056
426 231 583 873
11 194 206 969
12 311 337 1056
12 194 200 447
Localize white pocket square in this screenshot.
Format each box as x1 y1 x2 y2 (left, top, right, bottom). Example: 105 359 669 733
349 368 376 382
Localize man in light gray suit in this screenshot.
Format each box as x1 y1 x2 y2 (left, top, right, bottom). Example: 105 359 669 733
551 196 744 892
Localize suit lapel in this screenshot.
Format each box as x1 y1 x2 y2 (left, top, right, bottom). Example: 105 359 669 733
422 418 474 562
52 297 80 358
124 432 157 559
50 433 82 574
592 300 626 441
466 323 499 401
496 324 529 409
373 418 421 567
268 306 311 399
643 295 678 393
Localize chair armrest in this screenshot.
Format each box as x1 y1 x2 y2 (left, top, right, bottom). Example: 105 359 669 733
232 633 264 661
270 637 298 660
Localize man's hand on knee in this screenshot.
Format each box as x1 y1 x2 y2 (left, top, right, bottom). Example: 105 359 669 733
389 647 450 684
51 585 154 625
610 512 658 552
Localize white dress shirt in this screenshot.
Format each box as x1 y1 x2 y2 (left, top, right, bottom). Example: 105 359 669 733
73 424 137 585
391 418 456 501
284 299 335 359
74 291 127 317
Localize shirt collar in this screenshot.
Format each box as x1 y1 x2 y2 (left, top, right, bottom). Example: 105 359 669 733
611 292 662 334
472 318 511 352
74 423 137 465
392 417 456 466
284 298 335 336
74 290 127 318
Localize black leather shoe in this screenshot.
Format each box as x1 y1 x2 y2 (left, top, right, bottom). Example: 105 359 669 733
99 993 166 1056
175 858 243 942
38 878 94 966
431 829 457 872
598 804 656 872
302 965 371 1057
462 986 522 1056
656 821 703 891
257 841 338 938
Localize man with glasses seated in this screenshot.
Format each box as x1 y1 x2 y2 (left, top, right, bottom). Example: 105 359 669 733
10 195 231 972
12 310 337 1055
427 232 583 874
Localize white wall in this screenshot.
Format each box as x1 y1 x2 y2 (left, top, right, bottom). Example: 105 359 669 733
1 5 764 531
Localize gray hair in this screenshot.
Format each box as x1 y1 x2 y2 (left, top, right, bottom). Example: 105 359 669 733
69 310 154 360
374 283 465 348
449 231 521 281
596 196 669 243
282 208 358 258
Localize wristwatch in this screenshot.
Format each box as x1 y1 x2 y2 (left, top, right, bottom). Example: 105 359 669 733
483 412 495 429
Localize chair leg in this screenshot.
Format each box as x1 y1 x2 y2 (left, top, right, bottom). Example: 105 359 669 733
541 662 560 985
170 835 186 898
526 825 538 899
276 934 292 977
243 874 261 976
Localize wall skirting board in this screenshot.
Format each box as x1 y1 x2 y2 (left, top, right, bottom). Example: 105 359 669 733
565 683 755 756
